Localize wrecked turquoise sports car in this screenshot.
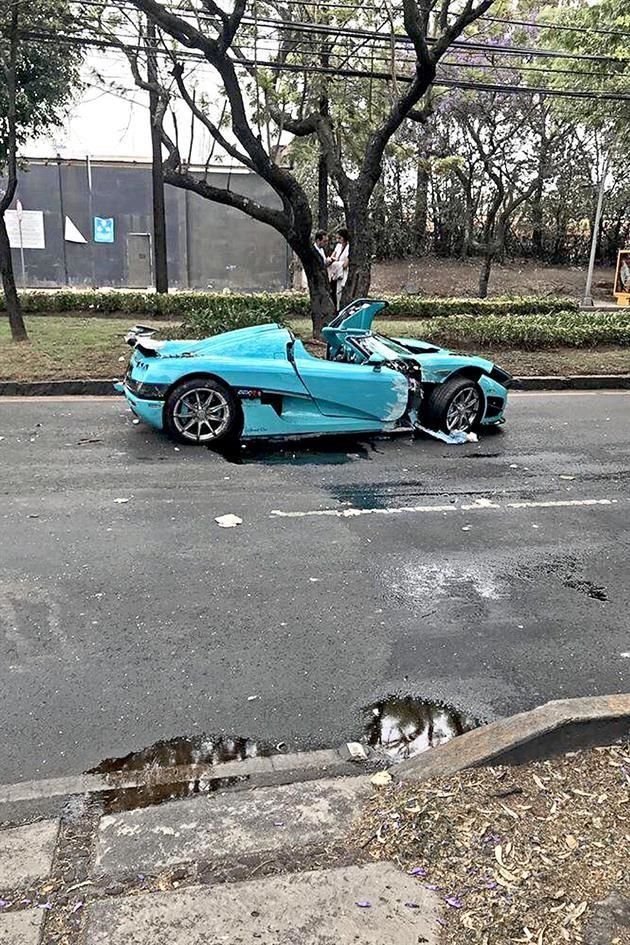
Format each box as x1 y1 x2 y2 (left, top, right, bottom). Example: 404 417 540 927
117 299 512 445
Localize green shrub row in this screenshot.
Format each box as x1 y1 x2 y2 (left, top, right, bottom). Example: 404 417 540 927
408 311 630 350
0 289 577 322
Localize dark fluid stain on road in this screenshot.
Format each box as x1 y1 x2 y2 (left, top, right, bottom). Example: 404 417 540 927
563 578 608 602
364 695 482 761
212 436 376 466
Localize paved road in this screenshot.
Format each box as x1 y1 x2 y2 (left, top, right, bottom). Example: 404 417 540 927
0 393 629 785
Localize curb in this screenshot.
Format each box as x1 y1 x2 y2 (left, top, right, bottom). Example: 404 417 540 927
395 693 630 782
1 375 630 397
517 374 630 391
0 379 118 396
0 743 371 808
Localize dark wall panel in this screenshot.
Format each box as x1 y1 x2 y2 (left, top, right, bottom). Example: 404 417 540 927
3 159 289 291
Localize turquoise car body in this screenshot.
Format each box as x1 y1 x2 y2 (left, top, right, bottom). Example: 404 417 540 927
117 299 511 440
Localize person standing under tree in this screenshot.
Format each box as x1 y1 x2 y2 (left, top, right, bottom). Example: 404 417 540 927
328 228 349 310
300 230 331 289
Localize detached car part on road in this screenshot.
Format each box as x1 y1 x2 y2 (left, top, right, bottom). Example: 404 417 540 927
116 299 512 445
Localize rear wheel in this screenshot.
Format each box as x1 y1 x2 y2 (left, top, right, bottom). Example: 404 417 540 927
423 377 482 434
164 378 240 445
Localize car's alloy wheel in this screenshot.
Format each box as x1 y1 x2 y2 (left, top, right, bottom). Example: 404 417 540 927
165 378 240 445
423 376 483 434
445 386 481 432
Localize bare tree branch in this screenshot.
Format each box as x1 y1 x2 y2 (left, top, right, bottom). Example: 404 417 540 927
164 165 289 234
171 61 255 168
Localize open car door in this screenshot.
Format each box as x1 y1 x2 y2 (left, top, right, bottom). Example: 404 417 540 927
322 299 388 359
290 339 408 422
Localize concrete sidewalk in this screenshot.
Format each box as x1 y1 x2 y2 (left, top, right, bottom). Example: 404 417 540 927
0 776 442 945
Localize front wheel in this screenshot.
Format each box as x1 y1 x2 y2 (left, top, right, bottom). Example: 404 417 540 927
423 377 482 434
164 378 240 445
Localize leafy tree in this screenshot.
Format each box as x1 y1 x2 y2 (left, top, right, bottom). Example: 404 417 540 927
0 0 82 340
94 0 494 334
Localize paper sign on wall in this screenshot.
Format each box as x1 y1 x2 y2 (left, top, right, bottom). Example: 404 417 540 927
94 217 115 243
4 209 45 249
65 216 87 244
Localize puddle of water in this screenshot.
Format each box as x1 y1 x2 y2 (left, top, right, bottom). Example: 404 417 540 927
89 733 267 776
213 436 375 466
88 734 269 813
98 776 246 814
364 695 481 761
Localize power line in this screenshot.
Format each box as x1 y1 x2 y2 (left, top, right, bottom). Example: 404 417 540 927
68 0 630 65
20 28 630 102
71 0 630 41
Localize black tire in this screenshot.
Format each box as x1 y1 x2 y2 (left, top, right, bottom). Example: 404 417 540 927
423 377 483 434
164 377 241 446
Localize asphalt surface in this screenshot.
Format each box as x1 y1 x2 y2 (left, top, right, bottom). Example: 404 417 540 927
0 392 629 785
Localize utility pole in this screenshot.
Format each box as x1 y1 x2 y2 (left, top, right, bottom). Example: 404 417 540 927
56 154 70 285
582 165 606 308
317 40 330 232
146 16 168 293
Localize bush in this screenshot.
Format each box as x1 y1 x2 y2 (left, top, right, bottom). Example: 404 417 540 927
0 289 576 325
411 311 630 350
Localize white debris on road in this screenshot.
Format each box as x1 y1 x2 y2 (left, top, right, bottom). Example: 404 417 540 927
215 514 243 528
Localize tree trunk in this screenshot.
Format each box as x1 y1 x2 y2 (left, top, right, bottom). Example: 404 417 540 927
414 162 429 255
303 252 335 338
0 213 27 342
341 202 373 307
531 178 544 259
317 152 328 231
0 0 28 341
478 253 494 299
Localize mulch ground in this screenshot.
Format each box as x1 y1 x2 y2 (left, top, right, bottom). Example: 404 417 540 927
351 744 630 944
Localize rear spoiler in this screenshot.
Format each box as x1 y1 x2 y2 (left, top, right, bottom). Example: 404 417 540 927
125 325 159 347
125 325 166 358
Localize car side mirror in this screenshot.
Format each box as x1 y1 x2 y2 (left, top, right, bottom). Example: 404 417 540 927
366 352 385 371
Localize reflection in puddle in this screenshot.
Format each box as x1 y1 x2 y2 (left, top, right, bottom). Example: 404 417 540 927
213 436 375 466
89 734 267 813
89 733 264 775
365 695 481 761
99 776 246 814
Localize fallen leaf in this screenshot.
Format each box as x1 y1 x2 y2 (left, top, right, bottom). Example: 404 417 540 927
565 835 578 850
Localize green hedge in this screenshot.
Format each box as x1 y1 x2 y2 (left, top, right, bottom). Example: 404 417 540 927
0 290 577 324
410 311 630 350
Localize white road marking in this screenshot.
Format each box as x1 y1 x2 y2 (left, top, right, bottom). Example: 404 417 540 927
270 497 618 520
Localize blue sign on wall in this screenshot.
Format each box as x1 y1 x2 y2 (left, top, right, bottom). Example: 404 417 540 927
94 217 115 243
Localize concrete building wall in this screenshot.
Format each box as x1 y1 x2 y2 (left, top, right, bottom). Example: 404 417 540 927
5 158 290 291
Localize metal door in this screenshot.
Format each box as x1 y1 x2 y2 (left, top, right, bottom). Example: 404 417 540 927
126 232 152 288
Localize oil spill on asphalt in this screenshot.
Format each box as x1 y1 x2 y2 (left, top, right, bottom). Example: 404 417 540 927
563 578 608 601
364 695 482 761
212 435 377 466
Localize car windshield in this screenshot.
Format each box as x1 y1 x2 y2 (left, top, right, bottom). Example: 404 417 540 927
349 333 411 360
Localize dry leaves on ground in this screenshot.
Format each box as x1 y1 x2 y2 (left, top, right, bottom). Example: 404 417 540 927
350 744 630 945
